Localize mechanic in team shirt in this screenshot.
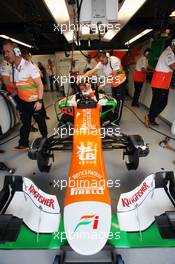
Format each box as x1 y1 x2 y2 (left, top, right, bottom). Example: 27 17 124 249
84 51 126 124
2 40 48 150
131 48 153 107
144 38 175 127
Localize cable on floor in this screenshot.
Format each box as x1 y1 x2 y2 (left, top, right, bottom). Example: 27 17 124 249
124 104 175 141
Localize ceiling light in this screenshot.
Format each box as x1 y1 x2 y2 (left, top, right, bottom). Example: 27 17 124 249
124 29 153 45
103 0 146 41
103 29 120 41
88 39 91 47
0 35 33 48
118 0 146 23
82 26 90 35
169 11 175 17
116 49 128 51
63 31 74 43
43 0 69 24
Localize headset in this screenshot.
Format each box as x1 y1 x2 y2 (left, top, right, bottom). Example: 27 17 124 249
13 47 21 57
144 48 152 56
171 39 175 46
98 51 110 58
13 45 21 57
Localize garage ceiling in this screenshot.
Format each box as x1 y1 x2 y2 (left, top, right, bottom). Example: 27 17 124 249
0 0 175 54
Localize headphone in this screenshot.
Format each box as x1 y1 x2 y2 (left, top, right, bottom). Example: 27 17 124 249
98 51 110 58
13 47 21 57
171 39 175 46
144 48 151 56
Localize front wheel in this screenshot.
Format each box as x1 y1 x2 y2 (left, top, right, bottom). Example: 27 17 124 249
53 255 61 264
117 255 125 264
37 149 51 172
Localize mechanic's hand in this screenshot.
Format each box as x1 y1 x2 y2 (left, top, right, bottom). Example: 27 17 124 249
34 101 42 111
76 75 84 84
98 84 105 90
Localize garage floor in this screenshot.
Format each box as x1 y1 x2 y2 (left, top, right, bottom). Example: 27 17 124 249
0 91 175 264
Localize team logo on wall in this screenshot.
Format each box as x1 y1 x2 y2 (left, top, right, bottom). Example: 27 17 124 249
74 215 99 233
77 142 97 164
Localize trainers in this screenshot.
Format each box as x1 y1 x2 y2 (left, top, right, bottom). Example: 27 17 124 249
144 115 150 128
131 102 139 107
12 145 29 151
150 121 159 126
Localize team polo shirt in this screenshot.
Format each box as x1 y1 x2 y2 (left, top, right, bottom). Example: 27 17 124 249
2 58 40 102
135 55 148 71
95 56 121 76
155 46 175 72
151 46 175 89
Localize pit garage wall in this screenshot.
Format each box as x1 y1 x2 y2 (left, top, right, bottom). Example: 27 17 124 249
32 51 100 94
128 65 175 124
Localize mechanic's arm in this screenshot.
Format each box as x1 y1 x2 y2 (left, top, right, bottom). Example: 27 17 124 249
147 65 154 71
169 63 175 70
84 67 97 77
33 77 44 111
141 67 147 72
2 75 16 90
98 69 118 90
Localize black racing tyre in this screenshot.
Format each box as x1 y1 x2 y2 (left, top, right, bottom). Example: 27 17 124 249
53 255 61 264
28 137 43 160
37 149 51 172
59 113 74 126
117 255 125 264
126 146 139 170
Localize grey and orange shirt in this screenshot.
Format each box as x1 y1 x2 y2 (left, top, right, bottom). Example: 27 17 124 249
2 58 40 102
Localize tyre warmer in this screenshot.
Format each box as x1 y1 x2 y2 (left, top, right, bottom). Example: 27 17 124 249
155 211 175 239
0 214 22 243
0 175 60 234
117 171 175 232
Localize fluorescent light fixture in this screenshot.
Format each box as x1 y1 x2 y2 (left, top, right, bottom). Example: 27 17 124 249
116 49 128 51
124 29 153 45
63 31 74 43
43 0 69 24
82 26 90 35
170 11 175 17
118 0 146 23
88 39 91 47
74 40 81 46
103 0 146 41
103 29 120 41
0 35 33 48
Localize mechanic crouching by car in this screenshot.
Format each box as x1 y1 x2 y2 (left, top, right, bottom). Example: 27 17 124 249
84 51 126 124
2 40 48 150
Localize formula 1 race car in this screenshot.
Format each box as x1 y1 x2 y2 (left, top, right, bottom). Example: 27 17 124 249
3 81 175 264
28 80 149 172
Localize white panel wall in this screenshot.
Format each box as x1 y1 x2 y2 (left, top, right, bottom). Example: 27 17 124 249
54 51 97 94
31 54 55 69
